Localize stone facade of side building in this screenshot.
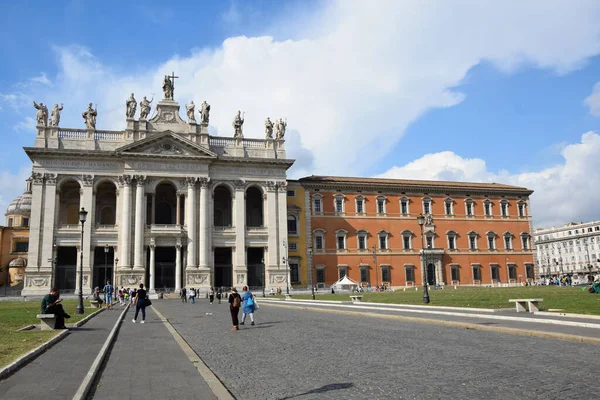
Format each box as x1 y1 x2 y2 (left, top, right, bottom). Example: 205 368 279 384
22 88 293 297
294 176 536 289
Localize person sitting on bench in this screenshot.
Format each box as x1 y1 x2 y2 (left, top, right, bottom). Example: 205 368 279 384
41 287 71 329
93 287 104 307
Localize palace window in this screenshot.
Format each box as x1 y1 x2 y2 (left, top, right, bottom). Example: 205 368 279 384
484 200 492 216
360 266 369 283
287 215 298 235
378 230 389 250
526 263 534 279
517 201 525 217
472 265 481 281
468 231 478 250
451 265 460 281
521 233 530 250
287 190 295 197
336 229 347 250
465 199 474 216
290 263 299 283
402 230 413 250
508 264 517 280
355 196 365 214
487 232 497 250
447 231 457 250
289 242 298 251
405 265 415 283
504 232 513 250
381 266 390 283
500 200 509 217
338 265 348 279
422 197 431 215
376 196 387 214
313 229 325 250
444 198 454 215
22 217 29 227
316 266 325 284
14 241 29 253
357 230 368 250
312 195 322 213
400 197 409 215
491 264 500 281
334 194 345 213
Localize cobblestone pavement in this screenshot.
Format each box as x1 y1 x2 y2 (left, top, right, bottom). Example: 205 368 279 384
155 299 600 400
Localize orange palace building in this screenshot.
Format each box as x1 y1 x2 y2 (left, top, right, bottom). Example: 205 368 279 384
298 176 535 289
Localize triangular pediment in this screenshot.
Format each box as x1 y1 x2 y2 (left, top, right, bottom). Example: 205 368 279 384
116 131 216 158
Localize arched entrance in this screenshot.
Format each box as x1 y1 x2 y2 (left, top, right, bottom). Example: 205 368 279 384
213 185 232 227
95 181 117 225
154 183 178 224
427 263 436 286
58 180 81 225
246 186 263 227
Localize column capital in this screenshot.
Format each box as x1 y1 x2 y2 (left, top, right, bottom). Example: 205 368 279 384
265 181 277 192
277 181 287 190
134 175 147 186
44 173 57 185
82 174 94 186
32 172 45 185
198 177 211 188
232 179 245 190
186 176 197 187
118 174 132 186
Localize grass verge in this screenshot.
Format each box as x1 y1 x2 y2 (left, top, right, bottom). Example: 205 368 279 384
290 286 600 315
0 300 95 369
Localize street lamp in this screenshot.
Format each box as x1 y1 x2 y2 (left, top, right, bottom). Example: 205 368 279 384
76 207 88 315
114 257 118 287
261 256 266 298
372 246 379 289
417 213 430 304
283 239 289 295
308 246 314 299
104 244 109 286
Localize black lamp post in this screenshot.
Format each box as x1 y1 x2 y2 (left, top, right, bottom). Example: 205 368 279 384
104 244 109 285
283 239 289 295
76 207 88 315
308 246 314 300
261 257 266 298
114 257 118 287
417 213 430 304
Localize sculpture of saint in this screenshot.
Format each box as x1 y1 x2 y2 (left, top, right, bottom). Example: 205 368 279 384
275 118 287 139
425 213 433 225
162 75 174 100
126 93 137 118
232 110 245 138
82 103 97 129
186 101 196 123
139 96 153 119
50 104 64 127
265 117 273 139
200 101 211 124
33 101 48 127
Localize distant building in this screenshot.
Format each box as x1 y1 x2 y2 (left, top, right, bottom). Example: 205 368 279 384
533 221 600 279
0 179 31 289
296 175 535 288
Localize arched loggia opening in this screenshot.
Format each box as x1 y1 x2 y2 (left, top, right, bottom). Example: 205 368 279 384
154 183 178 224
58 180 81 225
95 181 117 225
214 185 232 227
246 186 263 227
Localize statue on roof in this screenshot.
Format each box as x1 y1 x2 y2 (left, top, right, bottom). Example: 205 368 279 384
139 96 153 119
162 75 174 100
33 101 48 127
233 110 245 138
185 101 196 123
265 117 273 139
49 103 63 127
275 118 287 139
82 103 97 129
126 93 137 118
200 101 210 124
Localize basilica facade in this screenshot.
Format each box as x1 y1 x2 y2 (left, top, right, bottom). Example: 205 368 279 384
22 85 293 296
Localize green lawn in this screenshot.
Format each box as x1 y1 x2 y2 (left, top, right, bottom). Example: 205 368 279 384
291 286 600 315
0 300 96 369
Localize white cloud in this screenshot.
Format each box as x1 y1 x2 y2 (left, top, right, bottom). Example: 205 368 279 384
585 82 600 116
13 117 36 133
377 132 600 229
29 73 51 86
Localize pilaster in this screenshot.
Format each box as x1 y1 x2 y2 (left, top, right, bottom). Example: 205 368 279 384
186 177 197 270
118 175 133 269
81 175 94 278
22 173 47 296
40 174 57 273
199 178 211 270
234 180 247 285
133 175 146 270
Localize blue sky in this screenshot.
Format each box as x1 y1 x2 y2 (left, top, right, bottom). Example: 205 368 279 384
1 1 600 228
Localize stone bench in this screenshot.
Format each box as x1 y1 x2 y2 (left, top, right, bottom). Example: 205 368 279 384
350 295 363 303
508 298 543 313
90 300 100 308
36 314 57 330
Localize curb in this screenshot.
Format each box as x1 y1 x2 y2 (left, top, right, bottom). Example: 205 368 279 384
153 306 235 400
0 308 106 381
263 302 600 345
72 303 130 400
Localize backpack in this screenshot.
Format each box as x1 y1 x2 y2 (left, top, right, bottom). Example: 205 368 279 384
233 295 241 308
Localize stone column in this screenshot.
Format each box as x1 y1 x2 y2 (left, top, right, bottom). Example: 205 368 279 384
149 243 156 292
265 182 278 270
133 175 146 270
22 173 46 296
234 181 246 285
175 243 182 290
119 175 132 268
151 193 156 225
186 177 197 269
277 182 289 287
81 175 94 294
198 178 211 270
40 174 57 273
176 192 181 225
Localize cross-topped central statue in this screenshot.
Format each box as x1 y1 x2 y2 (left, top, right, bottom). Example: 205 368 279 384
162 71 179 100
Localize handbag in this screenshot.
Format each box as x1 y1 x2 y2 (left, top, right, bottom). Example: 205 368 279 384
247 296 254 307
145 298 152 306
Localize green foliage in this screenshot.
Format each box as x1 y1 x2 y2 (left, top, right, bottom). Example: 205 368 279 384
299 286 600 314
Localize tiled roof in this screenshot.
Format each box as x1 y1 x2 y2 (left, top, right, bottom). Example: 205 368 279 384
298 175 533 194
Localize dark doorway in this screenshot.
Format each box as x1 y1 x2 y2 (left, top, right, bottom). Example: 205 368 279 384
93 246 114 289
214 186 232 227
55 247 77 291
247 247 265 289
214 247 232 288
155 183 177 224
427 263 436 286
153 247 175 290
246 187 263 227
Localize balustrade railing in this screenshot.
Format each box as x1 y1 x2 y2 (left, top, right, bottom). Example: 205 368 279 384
95 131 124 141
58 129 87 139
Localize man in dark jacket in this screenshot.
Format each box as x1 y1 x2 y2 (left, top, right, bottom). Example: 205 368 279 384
41 288 71 329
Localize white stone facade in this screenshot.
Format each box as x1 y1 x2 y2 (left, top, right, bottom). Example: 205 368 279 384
23 97 293 296
534 221 600 278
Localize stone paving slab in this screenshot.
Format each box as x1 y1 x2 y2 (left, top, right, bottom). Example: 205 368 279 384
89 305 217 400
0 308 122 400
154 299 600 400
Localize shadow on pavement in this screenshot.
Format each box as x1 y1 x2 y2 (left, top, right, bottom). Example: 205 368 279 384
278 383 354 399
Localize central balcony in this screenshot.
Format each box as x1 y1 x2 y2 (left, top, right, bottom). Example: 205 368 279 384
147 224 185 237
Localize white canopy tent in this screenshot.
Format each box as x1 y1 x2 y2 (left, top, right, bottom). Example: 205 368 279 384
332 275 359 292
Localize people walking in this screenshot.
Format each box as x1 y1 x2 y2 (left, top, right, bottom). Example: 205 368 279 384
209 287 215 304
180 287 187 303
217 288 222 304
228 288 241 330
132 283 148 323
104 281 114 309
189 288 196 304
240 286 256 326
